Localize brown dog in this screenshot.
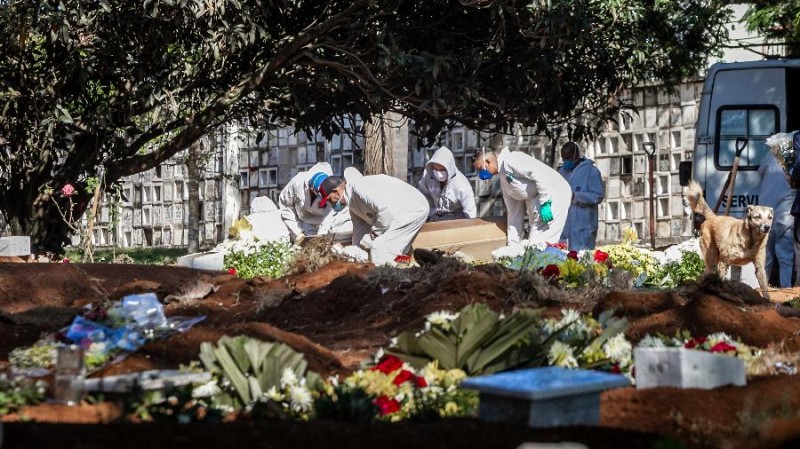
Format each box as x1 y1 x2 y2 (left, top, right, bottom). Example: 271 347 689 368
686 181 773 299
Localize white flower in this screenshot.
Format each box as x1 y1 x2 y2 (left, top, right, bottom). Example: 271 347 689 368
192 380 222 398
389 337 398 348
86 342 107 356
426 311 459 327
706 332 733 344
374 348 385 363
264 386 284 401
603 334 633 361
288 384 313 413
638 335 666 348
280 368 299 388
548 341 578 368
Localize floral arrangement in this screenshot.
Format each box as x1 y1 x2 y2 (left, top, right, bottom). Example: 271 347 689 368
543 309 633 377
328 354 477 421
595 244 660 286
0 371 47 414
495 243 617 288
638 330 756 367
10 294 204 375
765 131 796 174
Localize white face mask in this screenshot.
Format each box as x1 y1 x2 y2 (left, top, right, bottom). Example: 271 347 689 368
433 169 448 182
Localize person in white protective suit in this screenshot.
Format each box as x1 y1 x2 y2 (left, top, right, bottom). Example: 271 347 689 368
758 150 796 287
473 145 570 246
318 167 429 265
558 142 605 250
278 162 352 243
417 146 477 222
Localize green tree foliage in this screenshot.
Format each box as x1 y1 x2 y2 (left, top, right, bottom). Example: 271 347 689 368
0 0 731 251
744 0 800 51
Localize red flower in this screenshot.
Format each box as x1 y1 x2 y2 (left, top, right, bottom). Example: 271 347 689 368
394 254 412 263
415 375 427 388
610 364 621 374
392 369 415 386
61 184 76 197
227 268 237 276
62 257 71 263
372 354 404 374
710 342 737 353
593 250 609 263
374 395 401 415
540 264 560 279
547 242 567 249
684 337 707 349
567 250 578 260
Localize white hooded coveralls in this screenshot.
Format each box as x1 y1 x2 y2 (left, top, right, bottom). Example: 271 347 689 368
278 162 352 239
344 167 429 265
418 146 477 222
758 152 796 287
497 148 571 245
558 158 605 250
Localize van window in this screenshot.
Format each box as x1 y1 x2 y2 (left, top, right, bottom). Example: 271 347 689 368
715 106 778 170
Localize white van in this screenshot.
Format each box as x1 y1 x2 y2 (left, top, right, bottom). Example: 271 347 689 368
689 59 800 215
687 59 800 287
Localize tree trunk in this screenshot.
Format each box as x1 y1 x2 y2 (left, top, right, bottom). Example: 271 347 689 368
364 112 393 176
186 142 202 254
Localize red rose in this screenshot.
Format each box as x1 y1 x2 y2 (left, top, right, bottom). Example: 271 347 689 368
372 354 404 374
710 342 737 353
415 375 427 388
593 250 609 263
540 264 560 279
62 257 71 263
547 242 567 249
684 337 707 349
392 369 415 386
610 364 621 374
228 268 237 276
394 254 412 263
374 395 401 415
567 250 578 260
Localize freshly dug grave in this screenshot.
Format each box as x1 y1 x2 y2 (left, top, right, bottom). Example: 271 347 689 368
3 261 800 449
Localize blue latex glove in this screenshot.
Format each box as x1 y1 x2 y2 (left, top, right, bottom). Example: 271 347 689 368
540 200 554 223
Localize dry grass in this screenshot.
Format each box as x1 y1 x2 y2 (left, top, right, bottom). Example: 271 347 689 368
286 236 340 275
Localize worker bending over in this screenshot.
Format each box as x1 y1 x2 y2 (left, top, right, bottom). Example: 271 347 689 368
278 162 352 243
319 167 428 265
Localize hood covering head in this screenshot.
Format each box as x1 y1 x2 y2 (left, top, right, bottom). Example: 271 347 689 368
250 196 278 214
308 172 329 193
427 146 458 180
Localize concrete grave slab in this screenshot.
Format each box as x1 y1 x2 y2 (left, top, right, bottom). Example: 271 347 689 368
634 347 746 390
0 236 31 257
84 370 212 393
461 367 630 428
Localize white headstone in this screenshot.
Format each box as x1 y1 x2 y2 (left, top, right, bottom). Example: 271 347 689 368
0 236 30 257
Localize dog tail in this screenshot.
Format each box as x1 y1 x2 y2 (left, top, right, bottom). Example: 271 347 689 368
686 180 715 218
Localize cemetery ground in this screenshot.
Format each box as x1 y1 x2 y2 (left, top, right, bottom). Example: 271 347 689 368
2 260 800 448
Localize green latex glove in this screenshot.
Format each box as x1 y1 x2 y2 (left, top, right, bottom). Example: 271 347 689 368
540 200 554 223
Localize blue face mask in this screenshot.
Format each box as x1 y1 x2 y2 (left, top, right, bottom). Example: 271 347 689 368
478 168 494 180
332 200 345 212
563 160 576 171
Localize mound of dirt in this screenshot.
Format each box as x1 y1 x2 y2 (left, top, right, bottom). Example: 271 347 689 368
4 260 800 449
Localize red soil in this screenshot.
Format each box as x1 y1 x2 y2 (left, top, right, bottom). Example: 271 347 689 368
2 261 800 448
